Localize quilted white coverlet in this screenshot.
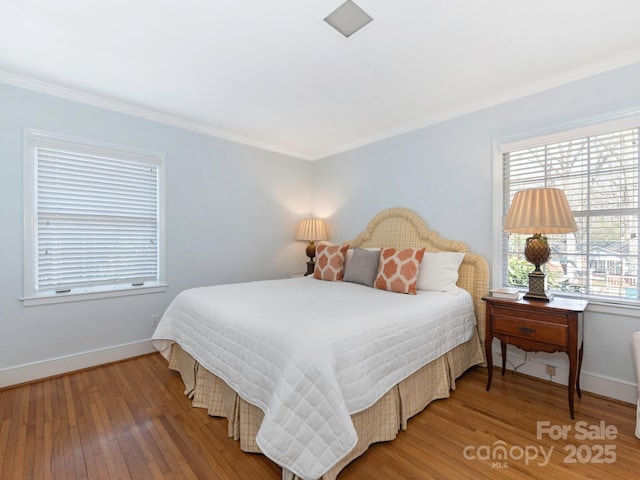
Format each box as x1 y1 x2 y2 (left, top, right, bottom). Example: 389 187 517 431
152 277 476 480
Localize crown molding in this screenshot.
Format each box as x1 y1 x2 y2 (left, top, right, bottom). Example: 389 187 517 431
312 48 640 160
4 45 640 163
0 70 312 161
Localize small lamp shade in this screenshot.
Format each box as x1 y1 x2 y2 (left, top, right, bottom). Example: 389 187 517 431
296 218 328 276
503 188 577 301
295 218 328 242
504 188 577 235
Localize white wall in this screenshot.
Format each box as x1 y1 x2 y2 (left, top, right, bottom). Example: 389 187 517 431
0 82 312 386
312 61 640 403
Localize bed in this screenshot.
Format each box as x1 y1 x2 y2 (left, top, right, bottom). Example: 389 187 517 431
152 207 489 480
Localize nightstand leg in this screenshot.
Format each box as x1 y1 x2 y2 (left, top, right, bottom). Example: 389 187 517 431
568 357 577 420
576 344 584 399
500 340 507 376
485 336 493 391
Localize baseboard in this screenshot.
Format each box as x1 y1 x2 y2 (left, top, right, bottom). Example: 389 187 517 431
3 341 635 405
0 339 156 389
493 347 638 405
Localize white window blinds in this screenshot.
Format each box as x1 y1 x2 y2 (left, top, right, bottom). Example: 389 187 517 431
24 129 165 304
502 126 639 301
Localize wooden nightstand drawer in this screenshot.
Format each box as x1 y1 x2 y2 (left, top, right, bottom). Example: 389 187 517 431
491 305 569 324
492 315 567 346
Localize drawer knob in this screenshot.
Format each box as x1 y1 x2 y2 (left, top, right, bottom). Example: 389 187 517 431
517 326 536 335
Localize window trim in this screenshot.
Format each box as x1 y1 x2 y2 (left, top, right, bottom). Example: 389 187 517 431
22 128 167 306
492 107 640 308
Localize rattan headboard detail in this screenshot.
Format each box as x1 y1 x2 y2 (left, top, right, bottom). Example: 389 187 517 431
349 207 489 346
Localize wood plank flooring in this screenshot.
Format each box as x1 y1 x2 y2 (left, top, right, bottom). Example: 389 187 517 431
1 353 638 479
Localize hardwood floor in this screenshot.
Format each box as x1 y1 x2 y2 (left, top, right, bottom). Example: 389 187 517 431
1 353 638 479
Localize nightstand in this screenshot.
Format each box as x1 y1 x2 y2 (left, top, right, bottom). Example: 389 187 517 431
483 295 588 419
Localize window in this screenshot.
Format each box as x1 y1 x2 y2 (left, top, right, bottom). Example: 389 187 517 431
498 116 640 303
23 129 166 305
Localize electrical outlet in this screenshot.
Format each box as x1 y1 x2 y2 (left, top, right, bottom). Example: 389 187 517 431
151 314 161 327
545 365 556 377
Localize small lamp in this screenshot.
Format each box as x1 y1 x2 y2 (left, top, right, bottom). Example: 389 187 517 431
504 188 577 301
296 218 328 276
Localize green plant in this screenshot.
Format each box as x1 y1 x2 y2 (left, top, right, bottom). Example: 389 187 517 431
508 255 530 287
508 254 569 291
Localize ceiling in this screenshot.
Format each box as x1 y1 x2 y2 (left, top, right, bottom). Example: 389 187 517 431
2 1 640 160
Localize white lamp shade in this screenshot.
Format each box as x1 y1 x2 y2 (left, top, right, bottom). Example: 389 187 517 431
295 218 328 241
504 188 577 234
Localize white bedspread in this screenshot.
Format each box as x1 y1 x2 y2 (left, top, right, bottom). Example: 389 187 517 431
152 277 476 480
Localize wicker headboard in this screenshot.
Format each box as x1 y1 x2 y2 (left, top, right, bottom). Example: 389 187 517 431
349 207 489 345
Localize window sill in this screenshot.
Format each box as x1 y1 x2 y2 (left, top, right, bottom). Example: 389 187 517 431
21 283 169 307
585 299 640 318
543 293 640 318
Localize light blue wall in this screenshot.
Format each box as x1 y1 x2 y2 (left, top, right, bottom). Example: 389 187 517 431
313 62 640 256
0 82 312 372
3 61 640 398
312 61 640 395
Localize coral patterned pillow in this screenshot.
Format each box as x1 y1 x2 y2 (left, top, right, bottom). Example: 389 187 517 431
314 244 350 281
374 246 426 294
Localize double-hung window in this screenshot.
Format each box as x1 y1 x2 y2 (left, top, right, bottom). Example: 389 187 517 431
23 129 166 305
498 115 640 304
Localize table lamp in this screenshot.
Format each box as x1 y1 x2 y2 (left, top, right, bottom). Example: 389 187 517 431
503 188 577 301
296 218 328 276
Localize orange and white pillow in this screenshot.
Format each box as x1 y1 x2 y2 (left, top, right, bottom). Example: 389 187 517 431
314 244 350 281
374 246 425 294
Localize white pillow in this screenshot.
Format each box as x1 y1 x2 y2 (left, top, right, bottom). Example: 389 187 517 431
417 252 465 292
